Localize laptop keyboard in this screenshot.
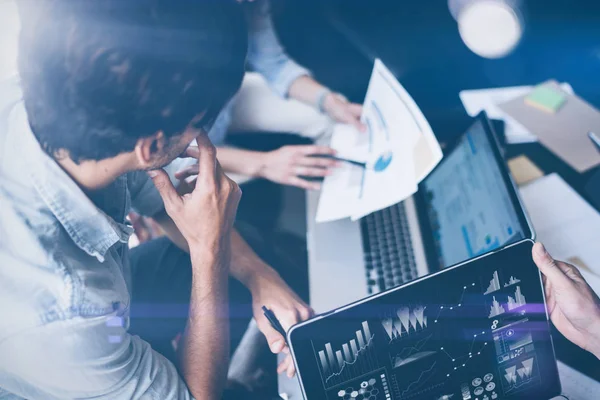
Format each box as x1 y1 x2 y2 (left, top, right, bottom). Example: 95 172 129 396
360 202 418 294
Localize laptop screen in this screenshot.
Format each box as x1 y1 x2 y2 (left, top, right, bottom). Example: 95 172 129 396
421 119 525 269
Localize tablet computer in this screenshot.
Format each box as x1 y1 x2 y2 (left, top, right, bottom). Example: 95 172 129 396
288 239 560 400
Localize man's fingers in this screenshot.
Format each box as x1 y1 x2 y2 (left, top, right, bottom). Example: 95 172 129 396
532 243 572 289
257 318 286 354
148 169 182 212
182 146 200 159
277 354 297 377
286 357 297 378
195 140 218 189
288 176 321 191
277 355 292 374
296 145 336 156
297 156 339 168
174 164 199 180
348 103 363 116
294 166 331 177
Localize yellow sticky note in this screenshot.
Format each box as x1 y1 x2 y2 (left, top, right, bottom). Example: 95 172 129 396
508 156 544 186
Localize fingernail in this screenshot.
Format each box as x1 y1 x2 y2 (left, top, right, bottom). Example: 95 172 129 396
271 340 283 352
535 243 548 257
147 170 158 178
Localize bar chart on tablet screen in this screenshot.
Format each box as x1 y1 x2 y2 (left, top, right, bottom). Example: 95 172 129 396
314 321 378 389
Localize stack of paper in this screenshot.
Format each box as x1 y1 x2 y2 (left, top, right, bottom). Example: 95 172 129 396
316 60 443 223
459 83 574 144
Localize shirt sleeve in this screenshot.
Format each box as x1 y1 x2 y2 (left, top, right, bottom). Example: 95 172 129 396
128 158 197 218
245 0 311 97
0 315 194 400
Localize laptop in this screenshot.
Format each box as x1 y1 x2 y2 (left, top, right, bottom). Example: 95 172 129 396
305 112 534 312
288 239 561 400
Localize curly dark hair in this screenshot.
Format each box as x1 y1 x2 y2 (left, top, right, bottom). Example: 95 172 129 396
17 0 248 161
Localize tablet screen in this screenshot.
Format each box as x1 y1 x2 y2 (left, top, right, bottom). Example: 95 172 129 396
289 241 560 400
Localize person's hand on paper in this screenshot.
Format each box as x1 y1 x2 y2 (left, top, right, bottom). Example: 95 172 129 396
258 145 340 190
322 93 366 132
532 243 600 359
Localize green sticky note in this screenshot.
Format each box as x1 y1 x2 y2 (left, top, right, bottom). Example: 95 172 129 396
525 85 567 113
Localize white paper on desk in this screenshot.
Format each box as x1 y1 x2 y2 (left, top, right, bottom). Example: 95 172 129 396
315 60 441 223
460 84 574 144
365 59 442 183
351 138 418 221
519 173 600 278
315 124 365 223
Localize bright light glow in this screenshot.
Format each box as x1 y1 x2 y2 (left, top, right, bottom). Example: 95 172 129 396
458 0 523 59
0 0 21 80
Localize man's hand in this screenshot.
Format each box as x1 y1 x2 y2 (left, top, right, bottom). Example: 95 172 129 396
532 243 600 359
249 268 314 378
323 93 366 133
149 136 242 251
258 145 339 190
148 135 242 399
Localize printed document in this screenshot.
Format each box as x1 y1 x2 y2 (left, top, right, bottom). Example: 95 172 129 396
316 59 442 222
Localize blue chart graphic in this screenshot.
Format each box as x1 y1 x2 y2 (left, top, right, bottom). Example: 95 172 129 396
370 101 389 141
316 321 378 389
373 151 394 172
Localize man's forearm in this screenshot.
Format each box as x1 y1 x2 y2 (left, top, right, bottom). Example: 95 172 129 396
217 147 264 177
154 211 276 289
287 75 328 108
228 228 275 289
178 245 230 399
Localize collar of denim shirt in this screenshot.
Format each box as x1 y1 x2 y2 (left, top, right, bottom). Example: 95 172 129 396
14 97 133 263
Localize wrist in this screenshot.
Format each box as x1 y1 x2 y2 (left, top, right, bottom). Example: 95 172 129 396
589 316 600 359
243 262 278 294
315 88 332 113
248 151 268 178
189 236 231 266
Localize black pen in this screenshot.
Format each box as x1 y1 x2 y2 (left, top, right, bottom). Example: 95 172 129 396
311 154 367 169
262 306 288 344
589 132 600 153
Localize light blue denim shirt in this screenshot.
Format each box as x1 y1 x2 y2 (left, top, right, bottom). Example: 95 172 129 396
0 75 195 399
208 0 311 145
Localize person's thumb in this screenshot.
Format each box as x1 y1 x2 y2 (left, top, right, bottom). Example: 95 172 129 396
532 242 570 289
257 319 286 354
148 169 182 212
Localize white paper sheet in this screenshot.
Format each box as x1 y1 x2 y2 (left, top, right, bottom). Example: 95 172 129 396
315 60 442 223
315 124 365 223
519 173 600 278
460 84 574 144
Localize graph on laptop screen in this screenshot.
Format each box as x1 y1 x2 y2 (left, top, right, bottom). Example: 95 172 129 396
294 242 559 400
421 119 524 269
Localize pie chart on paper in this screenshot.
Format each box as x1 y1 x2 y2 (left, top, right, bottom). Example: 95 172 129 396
373 151 393 172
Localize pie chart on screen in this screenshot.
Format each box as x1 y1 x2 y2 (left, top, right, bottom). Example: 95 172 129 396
373 151 393 172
